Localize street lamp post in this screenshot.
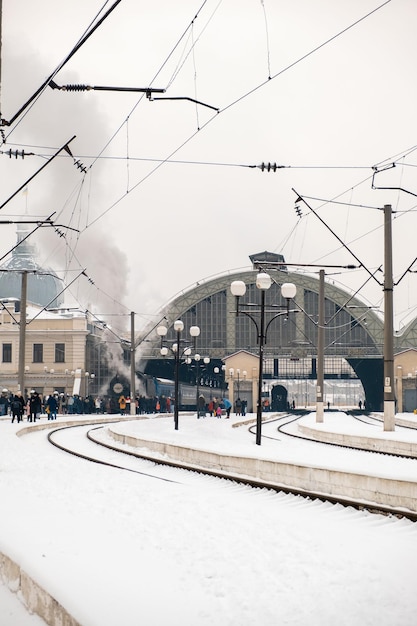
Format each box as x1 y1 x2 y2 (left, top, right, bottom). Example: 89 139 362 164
228 368 234 407
43 367 54 396
157 321 200 430
213 364 226 398
236 369 241 397
193 354 210 417
228 367 247 408
214 366 220 390
231 274 296 445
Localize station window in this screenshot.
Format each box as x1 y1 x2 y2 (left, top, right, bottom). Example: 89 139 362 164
55 343 65 363
33 343 43 363
2 343 11 363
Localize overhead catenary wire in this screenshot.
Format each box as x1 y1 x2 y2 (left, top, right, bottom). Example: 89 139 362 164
70 0 212 178
1 0 123 133
0 136 76 212
80 0 394 231
0 141 379 169
260 0 272 80
1 0 399 322
2 0 395 233
16 0 387 235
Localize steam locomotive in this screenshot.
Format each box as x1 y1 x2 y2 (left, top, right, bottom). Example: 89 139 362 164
107 373 223 411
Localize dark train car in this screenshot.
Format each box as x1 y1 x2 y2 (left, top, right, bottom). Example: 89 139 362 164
107 372 222 412
108 374 130 397
153 378 215 411
271 384 288 411
106 374 130 412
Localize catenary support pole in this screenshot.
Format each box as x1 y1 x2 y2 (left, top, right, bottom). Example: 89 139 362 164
18 271 27 395
130 312 136 416
383 204 395 430
316 269 325 422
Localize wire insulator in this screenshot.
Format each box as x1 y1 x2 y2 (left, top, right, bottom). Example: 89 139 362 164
2 149 32 159
258 162 282 172
62 84 92 92
73 159 87 174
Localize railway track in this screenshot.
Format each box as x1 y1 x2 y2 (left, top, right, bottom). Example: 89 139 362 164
259 411 417 460
46 418 417 522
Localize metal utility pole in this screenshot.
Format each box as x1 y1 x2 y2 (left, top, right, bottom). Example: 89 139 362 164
316 269 325 422
383 204 395 430
130 311 136 416
18 271 28 395
0 0 2 122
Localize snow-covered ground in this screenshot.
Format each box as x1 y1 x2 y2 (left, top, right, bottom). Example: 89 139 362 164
1 411 417 626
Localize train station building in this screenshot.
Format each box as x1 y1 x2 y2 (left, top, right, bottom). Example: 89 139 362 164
2 237 417 411
138 251 417 412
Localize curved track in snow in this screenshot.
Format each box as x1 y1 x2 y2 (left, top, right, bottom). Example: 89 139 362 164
45 419 417 522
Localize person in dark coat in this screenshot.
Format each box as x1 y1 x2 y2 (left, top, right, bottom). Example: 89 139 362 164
11 392 24 423
46 393 58 420
0 389 9 416
28 391 42 422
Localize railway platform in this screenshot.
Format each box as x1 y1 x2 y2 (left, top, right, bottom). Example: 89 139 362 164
1 409 417 625
102 410 417 516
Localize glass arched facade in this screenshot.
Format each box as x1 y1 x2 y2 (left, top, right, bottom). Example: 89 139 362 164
139 254 384 407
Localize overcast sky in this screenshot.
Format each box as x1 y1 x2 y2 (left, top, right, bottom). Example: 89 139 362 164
1 0 417 336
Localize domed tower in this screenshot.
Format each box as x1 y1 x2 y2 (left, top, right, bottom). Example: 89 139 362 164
0 224 64 307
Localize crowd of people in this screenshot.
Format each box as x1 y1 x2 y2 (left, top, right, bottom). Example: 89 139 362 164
0 389 61 423
0 389 109 422
1 388 249 422
1 389 171 422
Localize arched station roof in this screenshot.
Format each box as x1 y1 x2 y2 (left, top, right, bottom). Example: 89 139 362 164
138 252 385 363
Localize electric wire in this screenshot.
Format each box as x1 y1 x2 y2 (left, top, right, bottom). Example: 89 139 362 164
216 1 393 117
191 20 200 130
24 0 382 228
75 0 394 232
260 0 272 79
2 1 123 137
78 0 212 178
1 0 401 322
0 142 379 169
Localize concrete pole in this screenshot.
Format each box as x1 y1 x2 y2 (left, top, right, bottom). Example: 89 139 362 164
316 269 325 422
383 204 395 430
396 366 403 413
0 0 2 122
130 311 136 416
18 271 28 395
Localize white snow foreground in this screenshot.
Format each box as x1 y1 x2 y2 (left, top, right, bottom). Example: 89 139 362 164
0 411 417 626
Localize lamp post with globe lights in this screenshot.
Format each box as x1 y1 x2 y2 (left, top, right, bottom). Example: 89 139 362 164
213 364 226 399
157 321 200 430
229 367 246 399
191 354 210 417
230 274 297 445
